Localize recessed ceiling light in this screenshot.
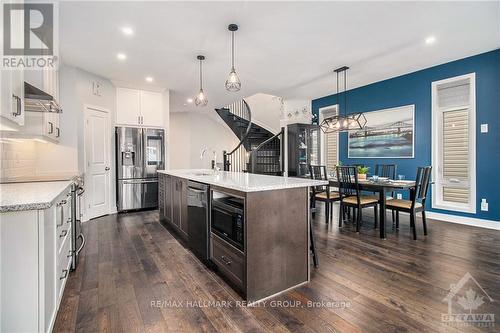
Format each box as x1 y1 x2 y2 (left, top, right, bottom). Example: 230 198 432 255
425 36 436 45
187 98 193 103
121 26 134 36
145 76 154 82
116 53 127 60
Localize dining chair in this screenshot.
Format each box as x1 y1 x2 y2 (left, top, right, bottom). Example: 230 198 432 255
386 166 432 240
336 166 379 232
309 165 340 223
374 164 397 222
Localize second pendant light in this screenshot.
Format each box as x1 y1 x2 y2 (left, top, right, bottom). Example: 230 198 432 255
195 55 208 106
225 24 241 92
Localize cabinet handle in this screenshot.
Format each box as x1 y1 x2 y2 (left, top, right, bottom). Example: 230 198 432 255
59 269 68 280
59 229 68 238
56 199 67 227
48 122 54 134
221 255 232 266
138 115 141 124
12 94 21 116
56 127 60 138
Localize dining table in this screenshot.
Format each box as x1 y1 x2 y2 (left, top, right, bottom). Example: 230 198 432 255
328 177 416 239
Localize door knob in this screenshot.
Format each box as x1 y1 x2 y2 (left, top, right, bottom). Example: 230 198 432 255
105 167 110 171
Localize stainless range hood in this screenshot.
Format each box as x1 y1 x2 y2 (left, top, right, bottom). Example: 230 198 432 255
24 82 62 113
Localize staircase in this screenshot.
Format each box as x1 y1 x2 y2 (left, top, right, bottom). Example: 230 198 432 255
216 100 283 175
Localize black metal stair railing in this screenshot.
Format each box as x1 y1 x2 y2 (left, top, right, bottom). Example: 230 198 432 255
248 128 284 175
222 99 251 172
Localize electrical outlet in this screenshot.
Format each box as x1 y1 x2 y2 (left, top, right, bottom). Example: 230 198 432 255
92 81 102 96
480 124 488 133
397 193 402 200
481 199 488 211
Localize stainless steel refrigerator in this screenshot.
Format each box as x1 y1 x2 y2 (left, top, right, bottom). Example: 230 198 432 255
116 127 165 211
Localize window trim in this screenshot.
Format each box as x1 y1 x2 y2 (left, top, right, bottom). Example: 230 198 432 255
319 104 339 169
431 73 476 213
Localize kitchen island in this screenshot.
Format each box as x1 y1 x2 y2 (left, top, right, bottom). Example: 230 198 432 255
157 169 327 303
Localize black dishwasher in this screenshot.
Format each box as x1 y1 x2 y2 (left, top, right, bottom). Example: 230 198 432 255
187 181 210 261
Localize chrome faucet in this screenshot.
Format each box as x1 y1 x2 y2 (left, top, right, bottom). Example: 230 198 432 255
200 147 220 173
200 147 208 160
212 150 220 173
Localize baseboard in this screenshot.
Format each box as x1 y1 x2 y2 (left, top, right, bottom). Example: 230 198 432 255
425 212 500 230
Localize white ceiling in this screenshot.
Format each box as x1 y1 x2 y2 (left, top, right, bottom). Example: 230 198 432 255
59 1 500 112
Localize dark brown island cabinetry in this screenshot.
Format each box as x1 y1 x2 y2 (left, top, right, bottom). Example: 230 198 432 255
158 172 312 303
158 174 188 240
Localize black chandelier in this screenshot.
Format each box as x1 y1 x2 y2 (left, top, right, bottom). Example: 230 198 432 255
320 66 366 133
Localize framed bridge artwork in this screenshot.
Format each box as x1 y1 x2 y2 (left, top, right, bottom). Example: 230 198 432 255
348 105 415 158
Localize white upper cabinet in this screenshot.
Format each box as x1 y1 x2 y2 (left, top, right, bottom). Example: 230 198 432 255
1 69 24 126
0 6 24 127
116 88 141 125
116 87 163 127
140 90 163 126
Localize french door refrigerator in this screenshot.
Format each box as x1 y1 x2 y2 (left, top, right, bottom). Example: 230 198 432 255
116 127 165 211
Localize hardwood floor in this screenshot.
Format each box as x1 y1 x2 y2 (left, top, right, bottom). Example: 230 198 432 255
54 205 500 332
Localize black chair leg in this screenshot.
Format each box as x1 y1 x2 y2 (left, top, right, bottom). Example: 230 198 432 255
330 202 334 222
339 204 343 228
396 211 400 230
392 210 395 223
309 222 318 267
325 202 329 223
374 205 378 229
422 210 428 235
311 196 316 219
356 207 362 233
410 212 417 240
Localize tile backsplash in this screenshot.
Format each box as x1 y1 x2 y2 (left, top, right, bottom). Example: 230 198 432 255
0 140 38 181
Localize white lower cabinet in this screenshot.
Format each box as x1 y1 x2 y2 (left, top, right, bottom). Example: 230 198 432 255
0 185 72 333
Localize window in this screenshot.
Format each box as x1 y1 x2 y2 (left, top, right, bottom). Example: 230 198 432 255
432 73 476 213
319 105 339 174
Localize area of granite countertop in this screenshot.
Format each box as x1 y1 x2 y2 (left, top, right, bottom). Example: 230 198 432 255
0 180 73 213
157 169 328 192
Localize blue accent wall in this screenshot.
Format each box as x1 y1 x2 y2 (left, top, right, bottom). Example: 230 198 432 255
312 49 500 222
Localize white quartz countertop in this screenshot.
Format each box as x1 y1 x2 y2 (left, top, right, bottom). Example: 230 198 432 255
158 169 328 192
0 180 73 212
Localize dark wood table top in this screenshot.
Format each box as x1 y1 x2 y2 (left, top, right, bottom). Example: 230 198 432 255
328 178 416 191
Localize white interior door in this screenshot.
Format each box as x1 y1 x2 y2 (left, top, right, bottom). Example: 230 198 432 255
85 107 111 219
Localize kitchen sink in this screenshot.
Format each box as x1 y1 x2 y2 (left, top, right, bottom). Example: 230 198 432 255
191 172 214 176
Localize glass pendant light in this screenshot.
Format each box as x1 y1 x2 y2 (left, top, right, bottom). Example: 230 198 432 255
195 55 208 106
225 24 241 92
320 66 367 133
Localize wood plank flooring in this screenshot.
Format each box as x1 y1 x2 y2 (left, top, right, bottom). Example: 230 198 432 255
53 205 500 332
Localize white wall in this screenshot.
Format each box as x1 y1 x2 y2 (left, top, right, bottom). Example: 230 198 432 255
0 140 37 181
169 112 238 169
281 99 312 126
244 93 282 134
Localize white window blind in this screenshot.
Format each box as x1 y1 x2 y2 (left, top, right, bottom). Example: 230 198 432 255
437 79 470 108
325 131 338 171
442 108 469 203
432 73 476 213
320 107 338 172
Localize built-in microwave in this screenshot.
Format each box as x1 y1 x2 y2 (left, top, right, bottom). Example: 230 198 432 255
211 198 244 251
